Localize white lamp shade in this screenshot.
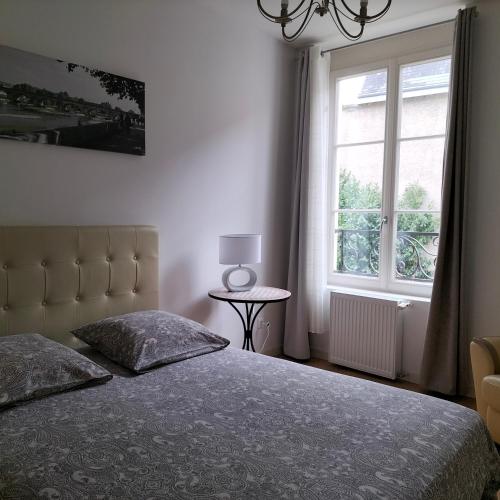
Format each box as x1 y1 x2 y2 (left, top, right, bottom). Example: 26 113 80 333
219 234 261 265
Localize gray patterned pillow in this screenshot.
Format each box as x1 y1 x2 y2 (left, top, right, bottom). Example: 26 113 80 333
72 310 230 373
0 333 112 409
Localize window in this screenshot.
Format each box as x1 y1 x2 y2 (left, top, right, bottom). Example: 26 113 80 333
329 51 451 295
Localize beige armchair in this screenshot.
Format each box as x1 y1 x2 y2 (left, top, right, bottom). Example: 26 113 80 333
471 337 500 443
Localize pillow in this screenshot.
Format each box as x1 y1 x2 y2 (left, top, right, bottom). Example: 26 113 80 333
72 310 230 373
0 333 112 409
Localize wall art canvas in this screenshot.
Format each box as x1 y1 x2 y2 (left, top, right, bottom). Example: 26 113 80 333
0 45 145 156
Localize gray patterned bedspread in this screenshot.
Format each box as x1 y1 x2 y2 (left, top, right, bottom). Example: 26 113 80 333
1 347 499 499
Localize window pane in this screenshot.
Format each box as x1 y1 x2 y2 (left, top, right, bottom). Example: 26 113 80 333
400 58 451 138
333 212 381 277
395 213 440 281
337 70 387 144
336 143 384 209
397 137 445 210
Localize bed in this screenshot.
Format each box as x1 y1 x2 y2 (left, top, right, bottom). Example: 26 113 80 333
1 226 499 500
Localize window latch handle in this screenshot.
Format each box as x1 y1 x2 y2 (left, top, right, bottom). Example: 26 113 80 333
380 215 388 231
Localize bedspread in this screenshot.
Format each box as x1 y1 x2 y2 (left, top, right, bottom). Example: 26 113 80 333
1 347 499 499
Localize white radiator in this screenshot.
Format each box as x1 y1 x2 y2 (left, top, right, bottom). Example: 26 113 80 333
328 291 409 379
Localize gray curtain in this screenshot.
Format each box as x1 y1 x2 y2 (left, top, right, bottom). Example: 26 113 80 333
283 46 330 360
420 7 475 396
284 49 311 360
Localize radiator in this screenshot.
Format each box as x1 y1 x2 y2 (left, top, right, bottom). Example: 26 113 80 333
328 292 409 379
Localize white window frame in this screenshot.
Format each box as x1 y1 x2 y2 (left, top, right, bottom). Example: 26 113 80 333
328 46 452 297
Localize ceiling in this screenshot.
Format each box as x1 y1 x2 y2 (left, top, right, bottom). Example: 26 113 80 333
209 0 469 49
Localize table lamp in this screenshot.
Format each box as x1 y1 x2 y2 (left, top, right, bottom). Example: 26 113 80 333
219 234 261 292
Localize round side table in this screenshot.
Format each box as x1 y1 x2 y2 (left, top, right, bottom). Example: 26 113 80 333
208 286 291 352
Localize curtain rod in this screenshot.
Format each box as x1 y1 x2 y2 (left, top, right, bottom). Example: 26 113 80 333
320 6 479 56
320 18 454 56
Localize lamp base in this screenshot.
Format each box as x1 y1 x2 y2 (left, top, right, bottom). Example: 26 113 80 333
222 265 257 292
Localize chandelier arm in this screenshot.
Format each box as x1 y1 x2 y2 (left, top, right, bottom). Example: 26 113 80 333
332 2 364 38
256 0 391 42
257 2 286 22
329 5 364 40
290 3 317 21
256 0 278 21
328 9 352 38
287 0 312 17
338 0 359 18
338 0 392 21
256 0 309 21
363 0 392 20
282 14 314 41
333 5 358 22
365 7 389 23
282 20 310 41
256 6 278 23
282 2 318 41
332 4 362 38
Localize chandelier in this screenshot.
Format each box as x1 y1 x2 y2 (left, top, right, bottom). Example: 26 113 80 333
257 0 392 42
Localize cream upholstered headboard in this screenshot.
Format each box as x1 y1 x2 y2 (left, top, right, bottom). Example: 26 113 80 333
0 226 158 346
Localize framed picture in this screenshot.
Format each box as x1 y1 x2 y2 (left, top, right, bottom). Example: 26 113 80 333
0 45 145 156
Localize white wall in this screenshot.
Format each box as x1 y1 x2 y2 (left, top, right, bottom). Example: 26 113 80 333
0 0 296 353
466 0 500 344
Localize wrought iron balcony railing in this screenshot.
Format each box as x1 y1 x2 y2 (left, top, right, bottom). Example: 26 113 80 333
335 228 439 281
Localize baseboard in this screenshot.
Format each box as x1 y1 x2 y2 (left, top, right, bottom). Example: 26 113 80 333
399 371 420 385
310 347 329 360
260 344 283 357
265 346 329 360
268 344 422 386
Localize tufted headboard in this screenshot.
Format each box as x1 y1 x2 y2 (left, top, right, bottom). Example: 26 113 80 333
0 226 159 346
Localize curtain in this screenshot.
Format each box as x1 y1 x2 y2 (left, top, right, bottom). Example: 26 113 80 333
420 7 475 396
284 46 330 360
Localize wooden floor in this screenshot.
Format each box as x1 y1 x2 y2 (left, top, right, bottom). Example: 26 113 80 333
281 356 476 410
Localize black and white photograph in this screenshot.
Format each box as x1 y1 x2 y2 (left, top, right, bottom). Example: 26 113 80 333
0 44 145 156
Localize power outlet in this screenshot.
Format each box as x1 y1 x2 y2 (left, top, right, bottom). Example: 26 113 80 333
255 318 271 354
256 318 270 332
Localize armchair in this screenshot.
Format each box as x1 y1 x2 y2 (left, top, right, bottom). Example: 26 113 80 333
470 337 500 443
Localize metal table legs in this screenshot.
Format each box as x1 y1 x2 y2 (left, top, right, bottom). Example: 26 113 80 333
227 301 266 352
